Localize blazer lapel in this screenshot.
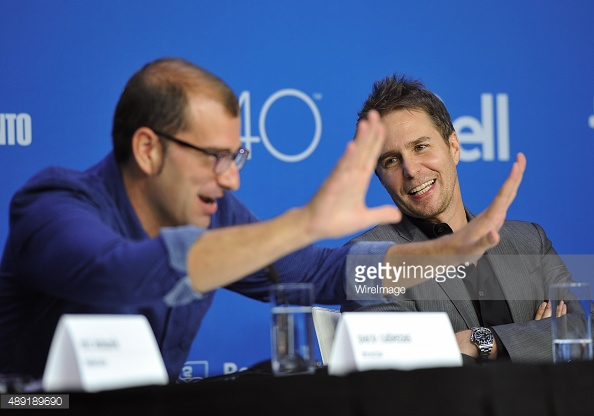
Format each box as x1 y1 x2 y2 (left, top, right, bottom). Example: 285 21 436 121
392 215 427 243
436 273 481 328
395 215 481 328
483 228 541 322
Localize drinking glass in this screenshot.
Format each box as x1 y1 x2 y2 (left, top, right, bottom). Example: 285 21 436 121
550 282 593 363
270 283 316 376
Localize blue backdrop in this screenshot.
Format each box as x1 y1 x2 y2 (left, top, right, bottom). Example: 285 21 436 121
1 0 593 378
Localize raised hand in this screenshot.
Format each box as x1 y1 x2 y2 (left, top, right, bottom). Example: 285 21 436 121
386 152 527 261
303 110 402 241
188 111 402 292
435 152 527 258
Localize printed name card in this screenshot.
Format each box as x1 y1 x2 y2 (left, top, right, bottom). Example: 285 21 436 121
43 314 169 392
328 312 462 376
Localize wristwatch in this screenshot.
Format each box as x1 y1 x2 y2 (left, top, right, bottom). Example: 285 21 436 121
470 327 494 360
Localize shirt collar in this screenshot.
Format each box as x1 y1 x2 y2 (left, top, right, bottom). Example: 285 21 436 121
405 215 453 239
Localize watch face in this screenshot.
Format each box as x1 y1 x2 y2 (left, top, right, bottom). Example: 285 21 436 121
471 327 493 360
472 328 493 344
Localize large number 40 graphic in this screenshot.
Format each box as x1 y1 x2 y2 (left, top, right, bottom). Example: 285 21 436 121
239 89 322 162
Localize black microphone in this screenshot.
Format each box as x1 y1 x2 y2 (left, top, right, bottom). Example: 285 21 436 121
265 263 280 285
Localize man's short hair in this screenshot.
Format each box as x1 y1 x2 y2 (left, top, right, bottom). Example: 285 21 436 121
111 57 239 165
358 74 454 143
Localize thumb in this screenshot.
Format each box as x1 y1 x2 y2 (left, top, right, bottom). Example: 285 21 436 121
366 206 402 226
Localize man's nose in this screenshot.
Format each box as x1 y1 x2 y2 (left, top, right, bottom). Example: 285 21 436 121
216 162 240 191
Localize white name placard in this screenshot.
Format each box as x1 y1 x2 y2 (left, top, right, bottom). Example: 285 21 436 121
42 314 169 392
328 312 462 376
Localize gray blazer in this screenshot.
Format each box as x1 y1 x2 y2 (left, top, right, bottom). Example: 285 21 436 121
347 213 580 363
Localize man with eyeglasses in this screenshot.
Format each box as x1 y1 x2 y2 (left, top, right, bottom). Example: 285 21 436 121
0 58 525 380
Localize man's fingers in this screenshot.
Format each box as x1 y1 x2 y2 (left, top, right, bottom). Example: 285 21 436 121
534 301 547 320
556 300 567 318
471 153 526 244
331 110 384 184
534 300 568 320
490 152 526 213
480 229 500 251
303 110 392 240
351 110 385 168
366 205 402 226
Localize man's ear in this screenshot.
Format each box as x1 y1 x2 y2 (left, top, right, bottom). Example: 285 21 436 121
131 127 164 175
448 131 461 165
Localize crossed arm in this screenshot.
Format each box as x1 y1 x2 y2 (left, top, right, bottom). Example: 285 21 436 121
456 300 567 360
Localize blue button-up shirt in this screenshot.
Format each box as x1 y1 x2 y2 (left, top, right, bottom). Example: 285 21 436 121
0 152 390 379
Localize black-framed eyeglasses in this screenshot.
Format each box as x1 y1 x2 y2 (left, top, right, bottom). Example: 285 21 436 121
151 128 249 174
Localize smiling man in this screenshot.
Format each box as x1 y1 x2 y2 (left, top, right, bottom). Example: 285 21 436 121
0 60 526 380
377 108 464 229
346 74 580 364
